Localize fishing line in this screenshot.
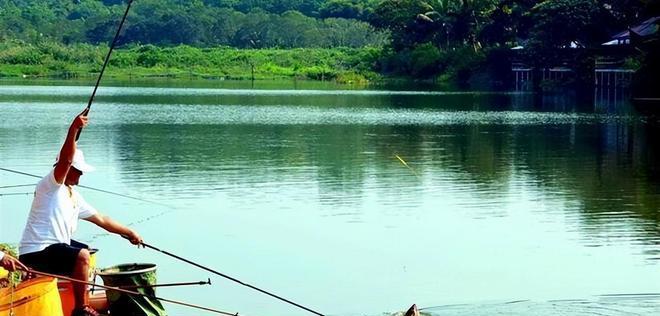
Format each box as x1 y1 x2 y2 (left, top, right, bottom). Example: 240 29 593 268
26 269 240 316
83 209 174 243
134 240 326 316
0 167 183 244
0 167 171 207
0 184 35 189
76 0 135 141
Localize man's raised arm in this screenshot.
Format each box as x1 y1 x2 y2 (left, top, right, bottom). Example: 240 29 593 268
53 110 88 184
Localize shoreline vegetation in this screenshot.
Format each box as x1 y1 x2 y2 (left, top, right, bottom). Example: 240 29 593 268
0 41 489 90
0 41 384 84
0 1 656 91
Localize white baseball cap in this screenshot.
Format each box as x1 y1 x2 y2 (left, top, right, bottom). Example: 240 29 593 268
55 149 95 173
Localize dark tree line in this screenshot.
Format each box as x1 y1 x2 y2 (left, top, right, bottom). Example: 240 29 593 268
368 0 658 85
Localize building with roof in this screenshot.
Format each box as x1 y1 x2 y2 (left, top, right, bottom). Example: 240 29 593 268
601 17 659 46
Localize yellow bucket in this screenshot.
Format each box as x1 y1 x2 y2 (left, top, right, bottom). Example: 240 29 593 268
0 268 7 280
0 277 64 316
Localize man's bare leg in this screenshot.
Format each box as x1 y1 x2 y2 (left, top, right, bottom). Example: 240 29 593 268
72 249 90 308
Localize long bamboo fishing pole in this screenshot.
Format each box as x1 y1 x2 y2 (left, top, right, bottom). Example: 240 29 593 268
76 0 135 141
136 241 326 316
26 269 239 316
121 279 211 289
0 167 171 208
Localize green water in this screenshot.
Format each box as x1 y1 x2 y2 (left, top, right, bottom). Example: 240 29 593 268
0 81 658 316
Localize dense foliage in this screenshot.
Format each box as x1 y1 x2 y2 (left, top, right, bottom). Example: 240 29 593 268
0 40 381 82
0 0 658 85
0 0 386 48
369 0 658 82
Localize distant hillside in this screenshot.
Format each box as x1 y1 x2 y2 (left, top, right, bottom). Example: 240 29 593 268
0 0 386 48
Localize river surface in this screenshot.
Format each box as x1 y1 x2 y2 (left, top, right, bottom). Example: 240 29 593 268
1 81 659 316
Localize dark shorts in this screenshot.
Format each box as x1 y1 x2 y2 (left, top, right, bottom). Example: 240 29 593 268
19 240 90 276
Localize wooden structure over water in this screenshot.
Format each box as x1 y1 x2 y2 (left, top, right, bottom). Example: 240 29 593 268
511 16 659 93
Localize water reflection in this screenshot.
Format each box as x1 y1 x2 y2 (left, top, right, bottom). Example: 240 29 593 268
95 114 660 257
594 86 634 115
1 85 658 253
1 83 659 316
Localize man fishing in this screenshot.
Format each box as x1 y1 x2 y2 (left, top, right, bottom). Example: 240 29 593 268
18 110 143 316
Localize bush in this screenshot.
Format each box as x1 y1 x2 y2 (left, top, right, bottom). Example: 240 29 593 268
0 41 382 81
336 71 369 84
409 43 441 78
442 47 486 88
0 46 42 65
300 65 337 80
135 45 166 67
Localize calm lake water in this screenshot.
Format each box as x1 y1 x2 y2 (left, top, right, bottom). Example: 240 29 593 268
1 80 659 316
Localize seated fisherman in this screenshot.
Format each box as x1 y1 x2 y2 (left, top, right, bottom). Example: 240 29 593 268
18 111 143 316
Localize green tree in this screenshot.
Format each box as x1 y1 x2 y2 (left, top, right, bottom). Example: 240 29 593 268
207 7 243 45
371 0 440 50
320 0 370 20
528 0 610 50
273 10 320 47
408 42 441 77
1 0 386 49
233 9 272 48
322 18 387 47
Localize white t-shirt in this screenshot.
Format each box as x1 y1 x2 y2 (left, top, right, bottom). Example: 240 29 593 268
19 171 98 255
0 250 4 260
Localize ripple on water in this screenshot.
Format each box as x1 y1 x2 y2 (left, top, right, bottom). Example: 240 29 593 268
418 295 660 316
157 106 630 126
0 102 639 128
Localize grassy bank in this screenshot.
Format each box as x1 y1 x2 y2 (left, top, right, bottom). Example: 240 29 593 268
0 41 382 84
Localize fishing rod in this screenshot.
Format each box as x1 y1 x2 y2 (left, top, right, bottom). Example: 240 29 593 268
0 192 32 197
134 239 325 316
26 269 239 316
76 0 135 141
0 167 172 208
120 278 212 290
